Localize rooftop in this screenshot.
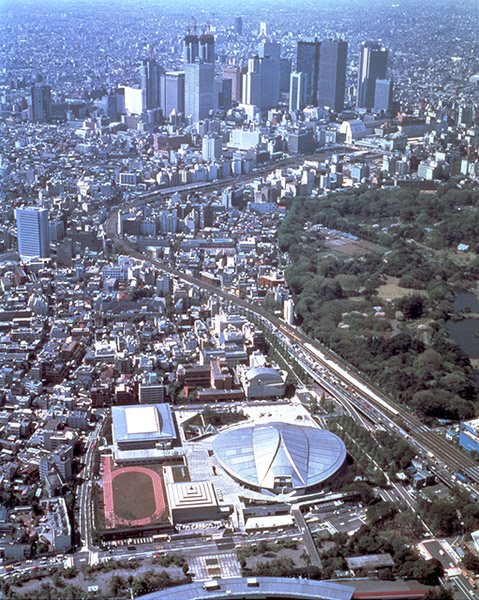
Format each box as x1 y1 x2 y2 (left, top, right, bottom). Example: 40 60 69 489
136 577 354 600
213 421 346 492
112 403 175 444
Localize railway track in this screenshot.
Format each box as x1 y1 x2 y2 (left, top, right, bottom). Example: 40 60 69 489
103 177 479 488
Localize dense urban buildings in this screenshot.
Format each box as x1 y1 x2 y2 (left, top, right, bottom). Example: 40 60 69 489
1 0 479 597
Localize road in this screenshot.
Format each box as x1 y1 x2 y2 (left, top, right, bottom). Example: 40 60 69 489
104 199 479 493
101 149 479 493
291 506 322 568
78 419 104 551
419 539 479 600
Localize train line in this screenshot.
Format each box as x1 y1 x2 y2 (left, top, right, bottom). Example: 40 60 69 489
103 173 479 489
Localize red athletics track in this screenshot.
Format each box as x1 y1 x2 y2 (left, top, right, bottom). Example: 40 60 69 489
102 456 166 529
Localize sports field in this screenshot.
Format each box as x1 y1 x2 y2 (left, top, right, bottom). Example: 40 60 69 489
103 456 166 529
112 471 156 521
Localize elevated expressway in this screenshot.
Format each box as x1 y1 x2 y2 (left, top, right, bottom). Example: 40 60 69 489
102 186 479 492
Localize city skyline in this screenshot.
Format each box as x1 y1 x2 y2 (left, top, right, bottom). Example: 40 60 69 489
0 0 479 597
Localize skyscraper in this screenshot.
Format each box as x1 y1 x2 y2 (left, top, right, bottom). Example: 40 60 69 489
317 40 348 112
243 58 262 106
289 72 307 111
31 85 52 122
357 42 389 109
141 58 162 112
258 41 281 105
222 65 245 102
160 71 185 116
280 58 292 93
234 16 243 35
374 79 393 113
185 62 215 122
16 207 50 258
184 33 215 122
243 52 280 110
296 40 320 105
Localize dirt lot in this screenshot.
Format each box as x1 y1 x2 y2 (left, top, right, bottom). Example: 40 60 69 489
324 236 383 257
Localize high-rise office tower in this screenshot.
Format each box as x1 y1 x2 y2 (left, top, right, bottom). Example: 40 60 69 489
242 55 279 109
280 58 292 93
458 105 474 127
185 62 215 122
218 78 232 110
31 85 52 122
296 40 320 106
234 16 243 35
199 33 215 63
160 71 185 116
374 78 393 113
259 41 281 104
357 42 388 109
141 58 162 111
289 72 307 111
243 58 262 106
222 65 245 102
242 42 281 110
317 40 348 112
16 207 50 258
184 32 215 122
183 34 199 64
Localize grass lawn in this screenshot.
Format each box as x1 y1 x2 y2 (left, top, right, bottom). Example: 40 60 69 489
376 276 425 301
171 465 191 482
112 471 156 521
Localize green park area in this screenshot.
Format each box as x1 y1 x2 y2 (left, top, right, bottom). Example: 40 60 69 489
279 183 479 423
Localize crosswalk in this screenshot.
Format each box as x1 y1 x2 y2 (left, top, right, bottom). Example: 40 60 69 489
107 536 155 547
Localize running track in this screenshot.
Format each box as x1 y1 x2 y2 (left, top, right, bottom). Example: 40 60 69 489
102 456 166 529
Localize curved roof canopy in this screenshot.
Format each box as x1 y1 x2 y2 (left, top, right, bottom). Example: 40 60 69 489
213 422 346 491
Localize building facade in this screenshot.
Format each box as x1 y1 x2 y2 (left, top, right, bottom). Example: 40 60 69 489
317 40 348 112
357 42 389 109
16 207 50 258
296 40 320 105
31 85 52 122
289 72 307 111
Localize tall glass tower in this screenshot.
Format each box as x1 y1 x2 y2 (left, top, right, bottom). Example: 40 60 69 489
296 40 320 106
357 42 388 109
184 33 215 122
16 207 50 258
317 40 348 112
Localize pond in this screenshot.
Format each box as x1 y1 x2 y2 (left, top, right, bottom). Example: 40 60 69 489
446 292 479 359
452 292 479 313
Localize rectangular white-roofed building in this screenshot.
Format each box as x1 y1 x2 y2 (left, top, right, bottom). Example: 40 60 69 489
112 403 177 465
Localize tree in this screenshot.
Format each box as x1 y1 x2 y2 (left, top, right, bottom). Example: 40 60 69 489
462 550 479 573
108 574 126 596
462 504 479 532
413 558 443 585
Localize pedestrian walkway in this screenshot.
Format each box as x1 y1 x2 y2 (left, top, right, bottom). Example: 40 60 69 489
188 553 241 581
